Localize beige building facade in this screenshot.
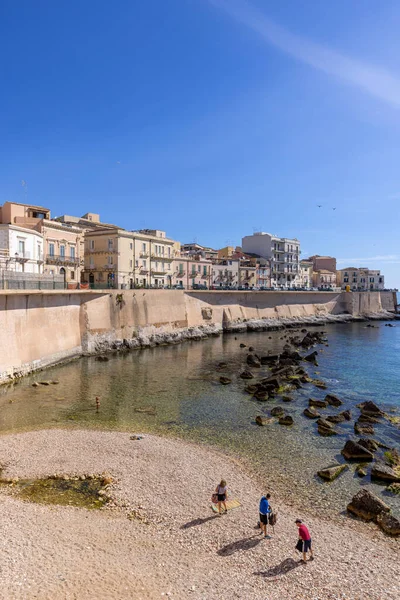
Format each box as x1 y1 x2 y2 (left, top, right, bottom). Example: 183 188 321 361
299 260 313 289
337 267 385 291
312 269 337 289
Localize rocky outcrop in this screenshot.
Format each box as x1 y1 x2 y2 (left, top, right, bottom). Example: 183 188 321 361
355 422 374 435
325 394 343 407
376 513 400 536
303 407 320 419
309 398 328 408
358 401 385 418
246 354 261 368
317 418 336 436
371 462 400 483
347 489 390 521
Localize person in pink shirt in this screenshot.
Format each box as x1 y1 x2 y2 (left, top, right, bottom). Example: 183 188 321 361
295 519 314 563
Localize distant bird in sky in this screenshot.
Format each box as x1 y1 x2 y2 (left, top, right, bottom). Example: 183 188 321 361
317 204 322 208
332 207 336 210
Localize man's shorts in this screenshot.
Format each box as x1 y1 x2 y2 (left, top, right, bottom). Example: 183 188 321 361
259 513 269 525
302 538 312 552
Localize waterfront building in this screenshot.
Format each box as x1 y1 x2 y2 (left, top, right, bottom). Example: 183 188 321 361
181 242 218 261
171 255 212 289
0 201 83 284
242 232 300 288
83 228 179 288
312 269 337 289
211 259 240 288
337 267 385 291
0 224 44 276
299 260 313 289
307 255 337 273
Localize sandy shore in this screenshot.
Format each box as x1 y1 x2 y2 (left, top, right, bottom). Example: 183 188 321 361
0 429 398 600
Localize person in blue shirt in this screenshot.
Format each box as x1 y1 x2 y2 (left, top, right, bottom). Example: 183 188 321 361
259 493 272 538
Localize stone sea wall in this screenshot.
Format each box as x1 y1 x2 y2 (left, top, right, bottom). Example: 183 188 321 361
0 289 396 383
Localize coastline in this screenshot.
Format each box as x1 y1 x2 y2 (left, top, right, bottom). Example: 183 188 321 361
0 428 398 600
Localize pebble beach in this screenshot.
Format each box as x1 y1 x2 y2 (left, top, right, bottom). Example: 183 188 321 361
0 429 398 600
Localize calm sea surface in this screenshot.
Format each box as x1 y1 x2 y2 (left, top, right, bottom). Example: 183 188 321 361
1 320 399 516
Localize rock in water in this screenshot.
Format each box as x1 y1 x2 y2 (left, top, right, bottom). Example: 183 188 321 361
371 462 400 483
309 398 328 408
354 422 374 435
318 464 348 481
317 418 337 436
271 406 285 417
240 370 254 380
327 413 346 424
356 464 368 477
219 377 232 385
376 513 400 536
341 440 374 461
325 394 343 407
255 415 274 426
357 438 379 453
304 351 318 365
303 407 320 419
247 354 261 368
358 401 385 417
279 415 294 426
347 489 390 521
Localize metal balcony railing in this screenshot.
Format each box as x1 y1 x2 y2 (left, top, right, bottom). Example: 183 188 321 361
46 254 80 266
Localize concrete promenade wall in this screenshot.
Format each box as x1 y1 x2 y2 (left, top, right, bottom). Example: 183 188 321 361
0 289 395 383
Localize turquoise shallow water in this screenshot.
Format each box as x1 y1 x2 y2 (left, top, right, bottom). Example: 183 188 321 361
0 320 399 516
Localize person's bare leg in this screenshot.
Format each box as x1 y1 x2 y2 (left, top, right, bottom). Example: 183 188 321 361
222 501 227 513
302 550 307 562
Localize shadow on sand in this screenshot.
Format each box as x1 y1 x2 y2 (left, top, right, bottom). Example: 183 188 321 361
217 534 262 556
180 515 218 529
254 557 301 577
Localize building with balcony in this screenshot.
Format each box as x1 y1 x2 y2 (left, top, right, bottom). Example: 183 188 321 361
211 259 240 288
312 269 337 289
0 201 84 284
181 242 218 261
242 232 301 288
0 224 44 275
299 260 313 289
83 228 179 288
171 255 212 289
337 267 385 291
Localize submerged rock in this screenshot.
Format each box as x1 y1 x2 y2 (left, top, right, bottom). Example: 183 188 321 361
358 401 385 417
240 370 254 380
318 464 348 481
219 377 232 385
347 489 390 521
354 422 374 436
279 415 294 426
357 438 379 453
325 394 343 407
246 354 261 368
303 407 320 419
309 398 328 408
256 415 274 426
317 418 336 436
271 406 285 417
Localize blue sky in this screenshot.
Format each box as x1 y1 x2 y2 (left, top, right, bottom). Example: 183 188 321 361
1 0 399 287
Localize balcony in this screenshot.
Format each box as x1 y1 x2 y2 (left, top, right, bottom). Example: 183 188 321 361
139 251 149 258
151 268 167 275
151 253 174 261
46 254 80 266
15 251 31 262
176 271 185 277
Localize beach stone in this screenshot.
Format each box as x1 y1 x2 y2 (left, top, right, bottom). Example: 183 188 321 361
32 382 39 387
347 489 390 521
240 370 254 380
248 346 254 352
371 462 400 483
341 440 374 461
245 384 258 394
309 398 328 408
327 414 346 424
217 362 228 369
384 448 400 466
317 418 336 436
271 406 285 417
219 377 231 385
39 381 51 386
282 396 294 402
356 464 368 477
254 391 268 400
357 414 380 424
304 351 318 365
325 394 343 407
341 410 351 421
313 380 327 389
376 512 400 536
246 354 261 368
239 343 246 348
255 415 274 426
318 464 348 481
260 354 280 364
304 407 320 419
355 422 374 435
279 415 294 426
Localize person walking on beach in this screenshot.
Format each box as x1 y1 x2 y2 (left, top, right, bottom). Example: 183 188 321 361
259 493 272 538
295 519 314 563
215 479 228 515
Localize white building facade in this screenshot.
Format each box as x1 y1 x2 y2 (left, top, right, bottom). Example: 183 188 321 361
0 224 44 274
242 232 300 288
211 259 240 288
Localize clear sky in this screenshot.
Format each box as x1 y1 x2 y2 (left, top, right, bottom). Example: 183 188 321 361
1 0 399 287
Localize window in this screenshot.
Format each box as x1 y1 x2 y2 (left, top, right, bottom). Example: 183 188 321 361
167 263 170 270
37 243 41 258
179 263 183 273
142 260 147 268
108 239 113 250
18 240 25 255
60 245 65 257
70 246 75 259
135 260 139 267
142 243 146 252
192 265 196 275
49 243 55 256
130 243 133 250
130 260 133 268
198 265 201 272
108 255 113 265
89 240 95 250
203 266 207 276
168 247 171 258
71 271 75 280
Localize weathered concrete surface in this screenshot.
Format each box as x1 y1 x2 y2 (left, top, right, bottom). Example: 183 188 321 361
0 289 395 382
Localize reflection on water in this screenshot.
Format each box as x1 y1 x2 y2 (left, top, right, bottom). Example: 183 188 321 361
0 322 399 516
